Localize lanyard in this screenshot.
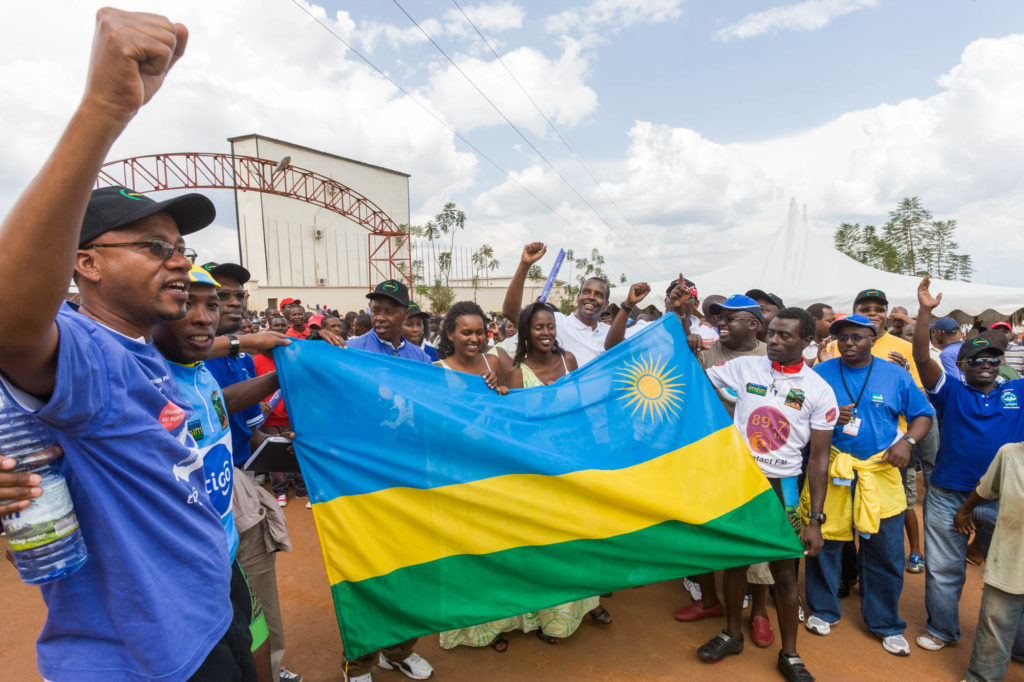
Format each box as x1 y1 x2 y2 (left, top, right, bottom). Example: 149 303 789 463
838 357 874 415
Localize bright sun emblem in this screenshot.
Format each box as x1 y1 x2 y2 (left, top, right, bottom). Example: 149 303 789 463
614 355 685 422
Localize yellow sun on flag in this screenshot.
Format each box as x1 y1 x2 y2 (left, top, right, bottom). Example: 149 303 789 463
614 354 685 422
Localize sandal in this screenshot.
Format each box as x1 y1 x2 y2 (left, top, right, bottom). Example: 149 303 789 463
535 629 558 645
489 636 509 653
589 605 613 625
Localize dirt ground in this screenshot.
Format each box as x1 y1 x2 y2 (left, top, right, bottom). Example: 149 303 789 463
1 501 1015 682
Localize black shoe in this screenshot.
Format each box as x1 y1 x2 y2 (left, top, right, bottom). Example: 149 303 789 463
778 651 815 681
697 631 743 662
837 581 850 599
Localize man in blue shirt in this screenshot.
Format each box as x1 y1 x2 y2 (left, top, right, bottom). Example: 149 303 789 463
343 279 434 682
0 11 262 680
809 315 934 657
910 277 1024 652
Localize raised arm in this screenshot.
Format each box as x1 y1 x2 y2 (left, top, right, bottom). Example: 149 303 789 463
502 242 546 322
0 9 188 395
912 276 943 391
605 282 649 350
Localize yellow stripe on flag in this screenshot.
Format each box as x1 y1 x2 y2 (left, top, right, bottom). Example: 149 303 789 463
313 427 769 584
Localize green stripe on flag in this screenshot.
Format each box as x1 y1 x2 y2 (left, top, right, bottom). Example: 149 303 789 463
332 488 802 658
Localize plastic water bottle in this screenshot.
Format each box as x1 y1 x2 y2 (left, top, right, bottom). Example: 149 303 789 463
0 396 87 584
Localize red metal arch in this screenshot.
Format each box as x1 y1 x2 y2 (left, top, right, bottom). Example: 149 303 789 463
95 152 410 287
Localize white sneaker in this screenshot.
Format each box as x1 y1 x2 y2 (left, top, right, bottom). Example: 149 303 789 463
742 593 751 609
805 615 832 636
378 652 433 680
346 674 372 682
798 604 806 622
916 633 952 651
683 577 702 602
305 501 312 509
882 634 911 656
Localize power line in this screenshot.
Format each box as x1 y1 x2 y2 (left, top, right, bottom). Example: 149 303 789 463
452 0 676 277
286 0 600 254
390 0 668 279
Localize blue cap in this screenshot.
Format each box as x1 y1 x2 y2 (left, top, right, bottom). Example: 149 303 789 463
708 294 763 321
929 317 958 332
830 314 876 336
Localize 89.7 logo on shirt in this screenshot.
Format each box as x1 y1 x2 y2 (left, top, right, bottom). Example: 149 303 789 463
746 406 791 454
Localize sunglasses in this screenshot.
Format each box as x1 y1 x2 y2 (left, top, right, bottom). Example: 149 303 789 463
217 290 249 302
85 238 197 263
964 357 1001 368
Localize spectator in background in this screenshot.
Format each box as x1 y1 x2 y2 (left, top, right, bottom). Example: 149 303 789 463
888 306 913 338
284 301 309 339
805 303 835 364
403 303 438 362
269 315 289 335
989 321 1024 376
745 289 784 339
352 313 371 338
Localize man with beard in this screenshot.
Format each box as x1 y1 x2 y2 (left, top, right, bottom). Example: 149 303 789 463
696 308 836 682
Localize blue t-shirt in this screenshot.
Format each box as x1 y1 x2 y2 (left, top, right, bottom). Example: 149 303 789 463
1 303 231 682
347 330 431 363
814 357 935 459
206 353 264 466
168 360 240 560
928 372 1024 491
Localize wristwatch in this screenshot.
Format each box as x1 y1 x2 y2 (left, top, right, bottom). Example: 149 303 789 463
807 511 826 525
226 333 241 358
902 435 917 446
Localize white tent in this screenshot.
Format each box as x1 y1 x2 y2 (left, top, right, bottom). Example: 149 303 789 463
668 199 1024 317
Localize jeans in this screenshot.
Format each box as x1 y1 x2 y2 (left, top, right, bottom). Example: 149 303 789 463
923 485 999 642
965 584 1024 682
911 419 939 487
805 513 906 636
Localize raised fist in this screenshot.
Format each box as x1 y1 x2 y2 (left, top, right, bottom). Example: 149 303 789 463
520 242 547 266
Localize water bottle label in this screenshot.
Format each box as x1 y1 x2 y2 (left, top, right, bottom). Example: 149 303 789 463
1 476 79 551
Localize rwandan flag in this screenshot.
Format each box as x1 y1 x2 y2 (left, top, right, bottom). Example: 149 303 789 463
275 314 802 658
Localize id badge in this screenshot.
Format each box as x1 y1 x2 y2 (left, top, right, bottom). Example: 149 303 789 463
842 416 861 436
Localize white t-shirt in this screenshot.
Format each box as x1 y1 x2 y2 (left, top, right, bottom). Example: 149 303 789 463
707 355 840 478
553 311 646 367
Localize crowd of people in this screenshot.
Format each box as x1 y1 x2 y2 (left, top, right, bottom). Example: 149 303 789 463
1 8 1023 682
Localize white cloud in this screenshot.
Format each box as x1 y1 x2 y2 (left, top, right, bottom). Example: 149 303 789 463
423 39 598 136
715 0 881 42
444 2 526 38
545 0 683 37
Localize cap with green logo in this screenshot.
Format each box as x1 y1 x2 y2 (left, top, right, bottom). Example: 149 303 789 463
957 335 1005 361
853 288 888 307
80 185 215 247
366 279 410 307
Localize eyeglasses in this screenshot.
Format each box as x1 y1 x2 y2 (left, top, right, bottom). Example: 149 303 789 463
837 333 872 343
217 290 249 302
964 357 1001 368
84 239 197 263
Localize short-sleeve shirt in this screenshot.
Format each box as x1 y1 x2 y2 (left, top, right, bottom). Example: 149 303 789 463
1004 342 1024 375
700 340 767 416
707 356 840 477
206 353 264 466
553 311 646 367
253 353 289 427
346 330 432 363
927 371 1024 491
168 360 239 560
975 442 1024 594
0 303 231 681
285 326 310 339
814 357 935 459
825 332 925 391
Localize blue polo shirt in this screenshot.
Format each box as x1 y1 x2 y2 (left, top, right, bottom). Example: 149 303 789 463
206 353 264 465
940 342 963 379
815 357 935 459
347 330 431 363
928 372 1024 491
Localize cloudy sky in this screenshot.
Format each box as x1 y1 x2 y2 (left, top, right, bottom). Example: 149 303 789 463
2 0 1023 286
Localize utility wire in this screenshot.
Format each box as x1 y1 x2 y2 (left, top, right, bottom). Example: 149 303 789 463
390 0 667 279
286 0 600 253
452 0 675 277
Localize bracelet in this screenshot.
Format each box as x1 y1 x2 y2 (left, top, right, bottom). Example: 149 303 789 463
620 304 634 314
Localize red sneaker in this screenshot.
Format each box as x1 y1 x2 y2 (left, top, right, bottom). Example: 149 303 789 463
751 615 775 647
674 600 724 622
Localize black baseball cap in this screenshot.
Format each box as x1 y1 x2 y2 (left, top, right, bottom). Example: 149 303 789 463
366 279 410 307
80 186 215 247
202 262 251 285
957 337 1004 361
407 302 430 320
853 288 888 307
745 289 784 310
